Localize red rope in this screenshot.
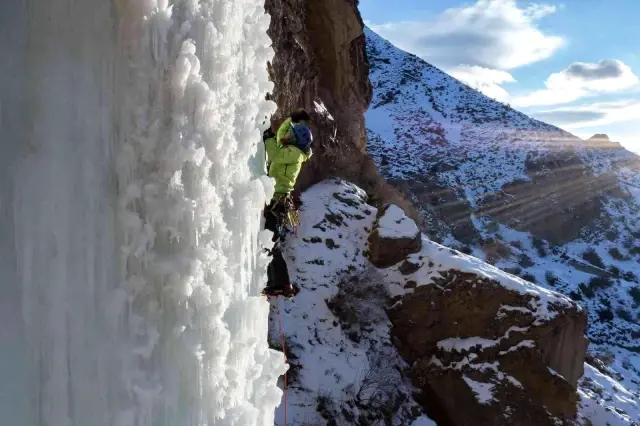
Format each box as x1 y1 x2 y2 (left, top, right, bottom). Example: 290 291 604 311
269 296 288 426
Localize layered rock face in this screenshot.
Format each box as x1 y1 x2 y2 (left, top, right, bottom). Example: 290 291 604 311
477 147 625 244
388 267 588 425
368 207 589 425
264 0 372 189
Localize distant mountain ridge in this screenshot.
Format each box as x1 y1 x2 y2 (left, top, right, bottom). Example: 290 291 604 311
364 26 640 243
364 26 640 410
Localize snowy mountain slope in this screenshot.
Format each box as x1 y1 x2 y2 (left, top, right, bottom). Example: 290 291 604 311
269 180 639 425
363 27 640 407
365 26 640 243
578 364 640 425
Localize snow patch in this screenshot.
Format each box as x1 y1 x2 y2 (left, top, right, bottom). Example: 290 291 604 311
378 204 420 239
463 377 495 405
498 340 535 356
578 363 640 426
272 180 436 425
408 238 575 322
411 417 438 426
438 337 498 352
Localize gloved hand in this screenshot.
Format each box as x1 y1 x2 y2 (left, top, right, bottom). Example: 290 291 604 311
262 128 275 143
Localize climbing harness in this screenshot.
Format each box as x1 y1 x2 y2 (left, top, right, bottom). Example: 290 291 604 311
268 195 300 239
266 295 289 426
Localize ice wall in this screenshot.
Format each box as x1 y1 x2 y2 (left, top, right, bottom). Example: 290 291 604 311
0 1 282 425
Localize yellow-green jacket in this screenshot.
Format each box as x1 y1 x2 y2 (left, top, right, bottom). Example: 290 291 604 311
265 119 312 196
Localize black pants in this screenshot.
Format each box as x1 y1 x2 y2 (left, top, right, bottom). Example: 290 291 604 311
264 199 291 289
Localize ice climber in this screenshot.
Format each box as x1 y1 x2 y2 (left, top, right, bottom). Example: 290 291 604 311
261 108 313 297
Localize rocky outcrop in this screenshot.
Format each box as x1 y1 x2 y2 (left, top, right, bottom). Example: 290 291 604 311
264 0 423 224
388 260 588 425
368 204 422 268
265 0 371 190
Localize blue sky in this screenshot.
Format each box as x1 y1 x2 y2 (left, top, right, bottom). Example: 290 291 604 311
360 0 640 152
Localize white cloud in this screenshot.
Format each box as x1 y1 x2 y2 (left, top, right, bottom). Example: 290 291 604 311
449 66 515 102
613 134 640 154
532 99 640 129
512 60 639 107
369 0 564 71
525 3 558 19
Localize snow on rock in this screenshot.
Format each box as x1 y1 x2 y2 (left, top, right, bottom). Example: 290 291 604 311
463 377 496 405
577 363 640 426
364 24 640 399
438 337 499 352
383 228 588 423
269 179 434 425
378 204 420 239
368 205 422 268
1 1 283 425
266 179 638 425
386 237 577 324
410 417 439 426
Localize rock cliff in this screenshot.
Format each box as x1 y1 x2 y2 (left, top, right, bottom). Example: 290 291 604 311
389 267 588 425
264 0 371 189
264 180 623 425
372 202 589 425
264 0 421 221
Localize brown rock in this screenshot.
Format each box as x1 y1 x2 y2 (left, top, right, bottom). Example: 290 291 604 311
417 358 575 426
388 269 588 425
264 0 424 226
368 205 422 268
265 0 371 190
481 238 512 265
368 229 421 268
399 259 422 275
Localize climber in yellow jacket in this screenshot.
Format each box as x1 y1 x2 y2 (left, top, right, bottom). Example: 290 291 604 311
262 109 313 297
264 109 313 197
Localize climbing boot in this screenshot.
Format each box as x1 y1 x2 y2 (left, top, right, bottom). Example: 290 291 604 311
262 283 299 298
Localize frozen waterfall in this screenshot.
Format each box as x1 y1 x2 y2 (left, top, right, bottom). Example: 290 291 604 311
0 0 284 425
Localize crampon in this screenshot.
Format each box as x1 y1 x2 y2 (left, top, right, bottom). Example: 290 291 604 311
261 283 299 298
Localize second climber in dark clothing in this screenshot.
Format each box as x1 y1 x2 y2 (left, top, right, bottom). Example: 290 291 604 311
261 109 313 297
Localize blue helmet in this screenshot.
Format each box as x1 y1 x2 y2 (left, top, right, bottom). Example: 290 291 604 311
291 124 313 149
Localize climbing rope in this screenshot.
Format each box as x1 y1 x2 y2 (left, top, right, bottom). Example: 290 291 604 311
267 295 289 426
286 206 300 239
